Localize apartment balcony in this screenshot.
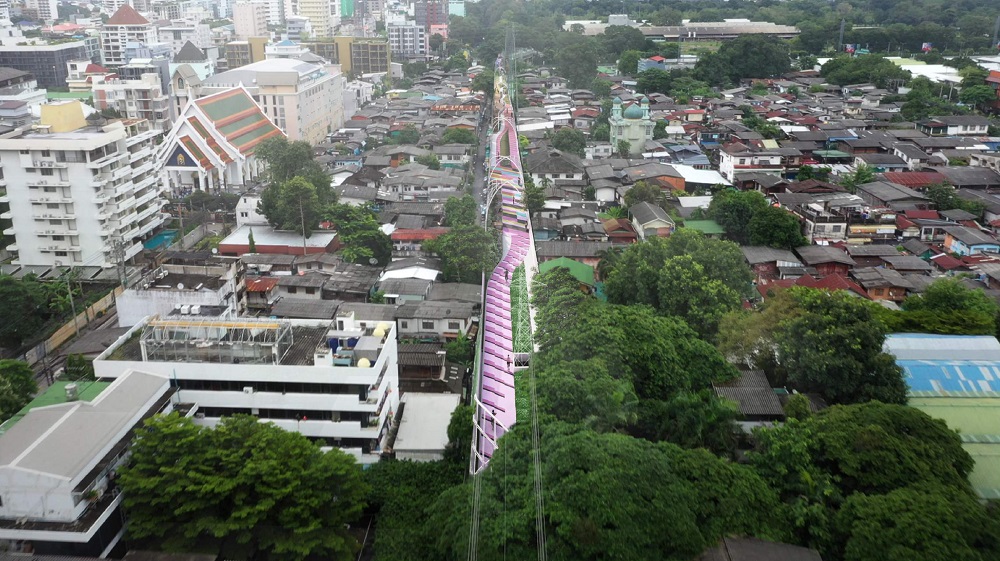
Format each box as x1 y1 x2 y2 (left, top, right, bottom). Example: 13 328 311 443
0 193 8 204
115 197 137 213
111 166 131 181
133 175 159 191
28 178 70 188
29 195 73 204
129 146 153 163
131 161 153 176
33 210 72 220
135 190 159 207
114 182 135 197
2 227 13 236
87 152 126 169
93 193 111 204
37 227 78 236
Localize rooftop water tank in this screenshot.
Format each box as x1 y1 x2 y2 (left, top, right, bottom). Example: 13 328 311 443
357 357 371 368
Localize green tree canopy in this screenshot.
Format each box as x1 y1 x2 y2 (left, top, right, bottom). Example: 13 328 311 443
470 69 494 94
424 225 497 283
749 205 807 249
119 414 367 561
623 180 664 209
553 32 598 88
259 177 321 237
833 484 1000 561
820 55 912 88
693 36 791 86
618 49 641 76
708 189 769 245
444 195 477 227
604 230 753 315
393 124 421 145
425 426 782 561
441 127 478 145
550 127 587 157
326 203 392 265
254 137 332 198
0 360 37 423
775 287 906 404
415 153 441 170
881 277 1000 335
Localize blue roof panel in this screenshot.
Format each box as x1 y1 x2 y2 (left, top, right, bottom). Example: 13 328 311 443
900 359 1000 395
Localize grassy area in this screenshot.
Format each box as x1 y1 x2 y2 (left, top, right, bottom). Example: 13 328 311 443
509 264 531 354
513 368 530 421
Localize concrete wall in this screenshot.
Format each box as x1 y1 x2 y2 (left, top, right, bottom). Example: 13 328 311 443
23 286 123 366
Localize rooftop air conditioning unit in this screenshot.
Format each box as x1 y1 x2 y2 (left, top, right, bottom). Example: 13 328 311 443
243 386 254 394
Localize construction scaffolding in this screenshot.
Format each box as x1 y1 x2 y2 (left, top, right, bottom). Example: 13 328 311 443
140 315 295 365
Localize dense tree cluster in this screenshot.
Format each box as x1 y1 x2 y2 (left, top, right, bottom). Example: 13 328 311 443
603 230 752 339
255 137 337 237
0 274 84 349
878 278 1000 336
423 225 498 283
0 360 37 423
750 404 999 560
120 415 367 561
707 190 807 249
718 287 907 405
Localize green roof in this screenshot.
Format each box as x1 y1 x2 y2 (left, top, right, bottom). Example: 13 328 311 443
538 257 595 286
681 219 725 235
197 90 256 121
909 397 1000 499
0 380 111 433
47 91 92 100
813 149 852 158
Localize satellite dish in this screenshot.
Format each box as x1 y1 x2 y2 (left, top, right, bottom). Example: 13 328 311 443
177 283 185 289
369 257 378 265
211 248 218 254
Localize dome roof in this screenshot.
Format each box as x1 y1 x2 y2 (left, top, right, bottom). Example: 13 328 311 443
613 96 623 104
623 103 643 119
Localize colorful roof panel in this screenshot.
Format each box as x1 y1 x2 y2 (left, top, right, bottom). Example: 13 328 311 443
193 88 284 155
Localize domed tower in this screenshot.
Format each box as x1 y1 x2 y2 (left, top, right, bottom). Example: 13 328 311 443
610 96 653 157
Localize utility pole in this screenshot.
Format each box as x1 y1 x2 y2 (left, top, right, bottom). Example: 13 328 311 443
993 15 1000 51
838 19 846 53
54 261 79 338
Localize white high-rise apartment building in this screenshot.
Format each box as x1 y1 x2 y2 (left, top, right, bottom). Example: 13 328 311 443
26 0 57 21
387 22 425 57
0 101 166 268
297 0 333 38
156 20 212 54
101 4 156 66
233 2 268 39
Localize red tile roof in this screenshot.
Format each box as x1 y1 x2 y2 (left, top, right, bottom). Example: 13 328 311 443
245 277 280 292
930 253 965 271
882 171 946 188
758 273 869 299
84 63 109 74
903 209 940 220
390 227 450 241
106 3 150 25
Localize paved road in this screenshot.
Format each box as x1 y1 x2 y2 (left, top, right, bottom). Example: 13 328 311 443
32 306 119 388
473 98 494 219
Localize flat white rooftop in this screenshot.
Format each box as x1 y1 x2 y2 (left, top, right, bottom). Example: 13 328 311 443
393 393 460 456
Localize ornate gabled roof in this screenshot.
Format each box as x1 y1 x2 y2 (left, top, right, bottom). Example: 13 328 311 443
106 4 150 25
193 88 284 156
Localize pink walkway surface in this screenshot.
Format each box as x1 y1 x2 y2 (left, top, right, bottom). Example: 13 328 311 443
472 68 536 471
